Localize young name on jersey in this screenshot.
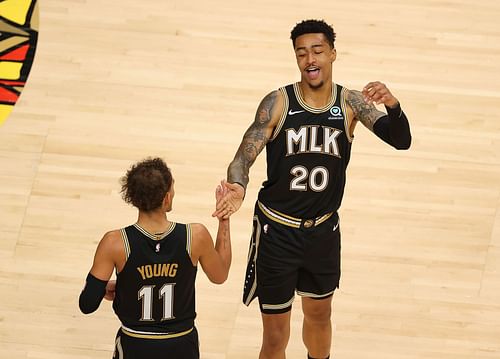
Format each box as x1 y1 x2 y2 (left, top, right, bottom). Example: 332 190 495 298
136 263 179 280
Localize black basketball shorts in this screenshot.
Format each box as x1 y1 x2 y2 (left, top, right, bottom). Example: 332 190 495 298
243 201 341 314
113 326 199 359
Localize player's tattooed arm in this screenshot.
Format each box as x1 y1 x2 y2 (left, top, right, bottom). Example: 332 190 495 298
227 91 279 189
346 89 386 132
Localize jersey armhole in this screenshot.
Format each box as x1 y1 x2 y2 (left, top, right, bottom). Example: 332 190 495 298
341 86 354 143
185 223 193 261
269 87 288 141
116 228 131 275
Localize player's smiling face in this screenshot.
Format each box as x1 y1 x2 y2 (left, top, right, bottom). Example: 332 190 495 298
294 33 336 89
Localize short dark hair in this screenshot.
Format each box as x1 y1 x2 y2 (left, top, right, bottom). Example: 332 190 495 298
290 19 336 49
120 157 173 212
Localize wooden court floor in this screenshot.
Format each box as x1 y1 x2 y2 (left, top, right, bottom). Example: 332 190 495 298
1 0 500 358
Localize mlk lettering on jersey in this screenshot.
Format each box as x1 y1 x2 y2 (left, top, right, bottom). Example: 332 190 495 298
286 126 342 157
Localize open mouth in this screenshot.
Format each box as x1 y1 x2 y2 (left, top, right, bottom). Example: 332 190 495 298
305 66 320 79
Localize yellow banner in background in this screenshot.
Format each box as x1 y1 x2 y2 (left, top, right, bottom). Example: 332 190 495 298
0 0 33 25
0 0 38 126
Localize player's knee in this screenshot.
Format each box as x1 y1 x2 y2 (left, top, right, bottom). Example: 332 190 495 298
303 302 332 324
263 323 290 352
262 327 289 352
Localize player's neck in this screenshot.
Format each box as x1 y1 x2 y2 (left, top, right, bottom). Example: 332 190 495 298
136 210 171 235
298 80 333 108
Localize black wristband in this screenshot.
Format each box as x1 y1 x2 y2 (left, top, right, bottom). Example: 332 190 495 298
373 103 411 150
385 103 402 119
79 273 107 314
232 181 246 190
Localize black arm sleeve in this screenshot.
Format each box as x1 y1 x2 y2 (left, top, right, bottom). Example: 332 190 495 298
373 103 412 150
79 273 107 314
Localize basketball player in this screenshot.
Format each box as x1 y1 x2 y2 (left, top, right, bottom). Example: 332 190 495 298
213 19 411 359
79 157 231 359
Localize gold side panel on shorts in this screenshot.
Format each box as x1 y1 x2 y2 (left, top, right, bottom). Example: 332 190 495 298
244 215 261 306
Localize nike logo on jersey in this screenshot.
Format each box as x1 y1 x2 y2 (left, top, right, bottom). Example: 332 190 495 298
333 222 339 232
288 109 305 115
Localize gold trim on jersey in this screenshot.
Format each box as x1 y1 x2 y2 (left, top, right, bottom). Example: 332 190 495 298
270 87 289 142
257 201 333 229
297 289 335 298
121 325 193 340
114 336 123 358
261 296 295 311
340 86 353 143
120 228 131 259
293 82 337 114
133 222 176 241
243 215 261 306
186 223 192 257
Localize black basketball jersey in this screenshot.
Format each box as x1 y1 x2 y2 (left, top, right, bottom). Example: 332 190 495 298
258 82 352 218
113 222 197 334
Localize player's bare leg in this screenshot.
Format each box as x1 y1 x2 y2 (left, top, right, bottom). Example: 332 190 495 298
302 296 333 359
259 311 292 359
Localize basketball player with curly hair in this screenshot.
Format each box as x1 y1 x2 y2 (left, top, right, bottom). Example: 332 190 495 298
80 157 231 359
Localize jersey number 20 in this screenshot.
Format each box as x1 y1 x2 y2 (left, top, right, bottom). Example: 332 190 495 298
290 165 329 192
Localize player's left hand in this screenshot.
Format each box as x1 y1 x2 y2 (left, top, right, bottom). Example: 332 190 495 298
104 280 116 301
362 81 399 108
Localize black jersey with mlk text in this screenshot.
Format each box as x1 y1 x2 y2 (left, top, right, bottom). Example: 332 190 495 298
113 222 197 333
258 83 352 218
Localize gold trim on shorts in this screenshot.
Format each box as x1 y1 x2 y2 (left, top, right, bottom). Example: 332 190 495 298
257 201 333 229
297 289 335 298
261 296 295 311
120 325 193 340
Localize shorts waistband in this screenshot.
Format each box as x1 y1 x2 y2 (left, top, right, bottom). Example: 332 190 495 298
120 325 194 340
257 201 335 229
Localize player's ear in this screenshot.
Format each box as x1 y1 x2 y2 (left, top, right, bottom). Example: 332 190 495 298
330 47 337 62
163 192 171 207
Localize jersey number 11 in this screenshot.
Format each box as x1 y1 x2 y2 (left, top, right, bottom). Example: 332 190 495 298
138 283 175 321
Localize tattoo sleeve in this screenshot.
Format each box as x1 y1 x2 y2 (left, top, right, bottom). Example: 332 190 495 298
227 91 278 189
346 90 386 131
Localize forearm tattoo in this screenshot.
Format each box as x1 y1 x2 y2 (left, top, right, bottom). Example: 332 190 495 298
347 90 385 131
228 91 277 188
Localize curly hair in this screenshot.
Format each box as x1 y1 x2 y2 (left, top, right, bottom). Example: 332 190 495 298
120 157 173 212
290 19 336 49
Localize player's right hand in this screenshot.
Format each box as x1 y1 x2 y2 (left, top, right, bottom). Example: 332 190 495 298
212 180 245 220
104 280 116 301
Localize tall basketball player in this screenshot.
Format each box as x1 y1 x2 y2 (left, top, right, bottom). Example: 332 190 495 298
79 157 231 359
213 19 411 359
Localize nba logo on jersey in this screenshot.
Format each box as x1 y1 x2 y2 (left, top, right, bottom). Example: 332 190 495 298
155 243 161 252
329 106 343 120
